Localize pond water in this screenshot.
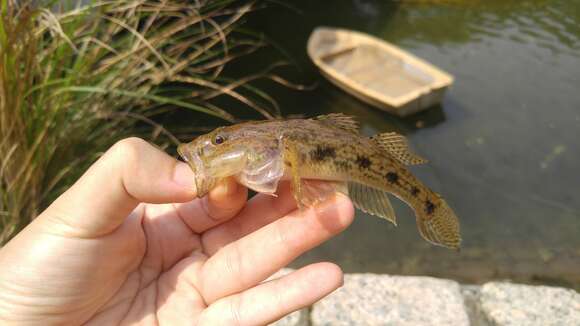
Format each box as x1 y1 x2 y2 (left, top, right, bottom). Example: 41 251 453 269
169 0 580 289
232 0 580 289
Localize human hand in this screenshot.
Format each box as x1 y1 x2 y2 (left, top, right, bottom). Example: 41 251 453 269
0 138 354 325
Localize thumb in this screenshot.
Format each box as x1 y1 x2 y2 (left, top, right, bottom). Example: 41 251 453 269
41 137 197 236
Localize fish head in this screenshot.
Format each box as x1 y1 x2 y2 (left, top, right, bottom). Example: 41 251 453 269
178 122 285 197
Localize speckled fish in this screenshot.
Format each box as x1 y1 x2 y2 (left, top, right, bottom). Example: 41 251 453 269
178 114 461 249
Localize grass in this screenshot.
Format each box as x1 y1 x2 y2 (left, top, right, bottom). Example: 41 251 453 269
0 0 291 245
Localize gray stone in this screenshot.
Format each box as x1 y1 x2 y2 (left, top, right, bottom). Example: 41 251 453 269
311 273 469 326
478 282 580 326
461 285 488 326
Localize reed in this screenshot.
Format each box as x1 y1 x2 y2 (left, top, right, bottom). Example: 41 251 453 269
0 0 288 245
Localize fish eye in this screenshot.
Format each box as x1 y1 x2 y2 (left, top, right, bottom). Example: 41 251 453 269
213 134 226 145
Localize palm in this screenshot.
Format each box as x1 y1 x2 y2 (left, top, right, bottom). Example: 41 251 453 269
86 183 353 325
86 202 207 325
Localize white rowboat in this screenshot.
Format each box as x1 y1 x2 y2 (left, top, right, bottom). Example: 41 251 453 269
307 27 454 116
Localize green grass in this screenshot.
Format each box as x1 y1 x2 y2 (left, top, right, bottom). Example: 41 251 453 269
0 0 288 245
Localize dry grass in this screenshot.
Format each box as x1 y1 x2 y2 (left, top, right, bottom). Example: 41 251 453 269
0 0 291 245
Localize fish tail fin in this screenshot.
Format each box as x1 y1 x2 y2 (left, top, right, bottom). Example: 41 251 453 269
415 195 461 249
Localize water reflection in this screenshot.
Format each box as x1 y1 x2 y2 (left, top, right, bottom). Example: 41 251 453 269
347 1 580 58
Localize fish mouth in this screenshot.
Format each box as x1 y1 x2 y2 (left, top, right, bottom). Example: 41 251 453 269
177 143 215 197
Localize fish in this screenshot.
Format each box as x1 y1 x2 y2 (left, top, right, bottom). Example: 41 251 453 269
177 113 461 249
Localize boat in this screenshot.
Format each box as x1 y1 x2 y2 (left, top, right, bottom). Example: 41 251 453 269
307 27 454 117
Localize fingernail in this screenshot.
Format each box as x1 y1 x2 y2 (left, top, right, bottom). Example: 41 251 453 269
173 162 197 194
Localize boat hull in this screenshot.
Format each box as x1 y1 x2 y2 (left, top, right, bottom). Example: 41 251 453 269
307 27 453 117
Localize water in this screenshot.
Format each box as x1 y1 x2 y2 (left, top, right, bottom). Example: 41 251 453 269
181 1 580 288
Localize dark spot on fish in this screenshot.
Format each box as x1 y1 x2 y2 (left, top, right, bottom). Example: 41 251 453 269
355 155 372 169
310 145 336 161
385 172 399 184
284 160 292 167
411 187 420 197
425 200 436 215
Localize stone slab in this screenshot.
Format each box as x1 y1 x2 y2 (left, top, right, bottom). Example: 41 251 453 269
478 282 580 326
311 273 469 325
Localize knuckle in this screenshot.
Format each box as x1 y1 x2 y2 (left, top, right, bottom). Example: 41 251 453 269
274 220 294 251
101 137 150 197
273 281 285 316
224 242 243 280
110 137 148 160
228 295 243 326
199 296 243 326
105 137 149 172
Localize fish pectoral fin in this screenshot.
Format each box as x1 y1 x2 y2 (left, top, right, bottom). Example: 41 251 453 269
313 113 359 134
300 180 348 208
347 182 397 225
371 132 428 166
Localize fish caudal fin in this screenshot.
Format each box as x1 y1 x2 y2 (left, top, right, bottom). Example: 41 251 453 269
415 197 461 249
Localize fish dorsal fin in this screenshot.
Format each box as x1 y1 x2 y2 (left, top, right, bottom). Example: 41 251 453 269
313 113 359 134
371 132 428 166
347 182 397 225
